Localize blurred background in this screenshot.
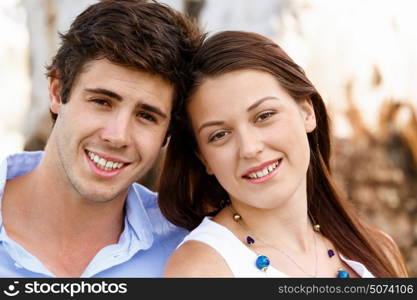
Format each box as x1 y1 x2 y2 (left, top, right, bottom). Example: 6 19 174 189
1 0 416 276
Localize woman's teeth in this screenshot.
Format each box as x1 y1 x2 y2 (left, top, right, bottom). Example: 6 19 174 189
246 160 279 179
87 151 125 171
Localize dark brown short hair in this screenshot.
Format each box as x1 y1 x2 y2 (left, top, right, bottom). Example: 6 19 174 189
158 31 408 277
46 0 201 123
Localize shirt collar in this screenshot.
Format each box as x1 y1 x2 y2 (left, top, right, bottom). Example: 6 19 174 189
124 184 154 250
0 151 44 225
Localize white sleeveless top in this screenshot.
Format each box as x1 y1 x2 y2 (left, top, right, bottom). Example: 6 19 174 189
179 217 375 278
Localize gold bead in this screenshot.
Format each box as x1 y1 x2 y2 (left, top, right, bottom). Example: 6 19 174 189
313 224 321 232
233 213 241 222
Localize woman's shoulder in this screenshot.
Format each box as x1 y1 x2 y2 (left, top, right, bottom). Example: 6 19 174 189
163 240 233 277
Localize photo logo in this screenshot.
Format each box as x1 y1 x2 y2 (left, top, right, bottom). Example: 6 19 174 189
2 280 127 297
3 281 20 297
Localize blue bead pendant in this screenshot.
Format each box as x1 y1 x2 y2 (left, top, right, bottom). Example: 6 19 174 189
337 269 350 278
246 236 255 244
255 255 270 272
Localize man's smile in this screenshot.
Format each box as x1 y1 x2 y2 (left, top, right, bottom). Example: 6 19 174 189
85 150 131 178
86 150 128 171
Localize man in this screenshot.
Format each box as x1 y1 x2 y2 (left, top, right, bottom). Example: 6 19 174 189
0 0 201 277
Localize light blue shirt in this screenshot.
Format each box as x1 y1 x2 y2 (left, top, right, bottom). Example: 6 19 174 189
0 151 187 277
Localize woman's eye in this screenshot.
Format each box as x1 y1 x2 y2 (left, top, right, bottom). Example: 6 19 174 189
208 131 230 142
256 111 275 122
138 112 156 123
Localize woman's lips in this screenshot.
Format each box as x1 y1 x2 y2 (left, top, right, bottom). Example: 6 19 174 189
242 158 282 184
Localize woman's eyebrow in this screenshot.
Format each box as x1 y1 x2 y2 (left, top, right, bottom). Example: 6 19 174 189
197 97 281 134
197 120 225 134
247 96 280 112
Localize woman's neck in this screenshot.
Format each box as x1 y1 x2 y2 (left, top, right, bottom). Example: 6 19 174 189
214 194 315 254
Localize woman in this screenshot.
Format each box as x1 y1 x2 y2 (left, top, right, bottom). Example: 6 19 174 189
158 31 408 277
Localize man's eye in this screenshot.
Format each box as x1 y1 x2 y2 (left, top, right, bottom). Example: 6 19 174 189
255 111 275 122
208 131 230 142
138 112 156 122
91 99 110 107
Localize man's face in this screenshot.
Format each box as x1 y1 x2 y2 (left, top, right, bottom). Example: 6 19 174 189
49 59 173 203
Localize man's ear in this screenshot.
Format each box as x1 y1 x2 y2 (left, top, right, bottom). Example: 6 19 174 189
49 73 62 114
299 98 316 133
162 134 169 147
195 150 213 175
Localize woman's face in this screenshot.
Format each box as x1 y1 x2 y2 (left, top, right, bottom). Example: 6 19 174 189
187 69 316 210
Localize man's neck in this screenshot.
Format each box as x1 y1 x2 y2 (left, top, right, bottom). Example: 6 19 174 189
1 156 126 277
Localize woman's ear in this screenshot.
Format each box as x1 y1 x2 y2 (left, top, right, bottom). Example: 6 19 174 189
49 71 62 114
298 98 317 133
195 151 213 175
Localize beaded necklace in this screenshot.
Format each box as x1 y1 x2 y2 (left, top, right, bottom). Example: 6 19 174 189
228 205 350 278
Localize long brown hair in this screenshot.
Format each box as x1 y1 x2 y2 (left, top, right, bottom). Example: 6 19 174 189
158 31 408 277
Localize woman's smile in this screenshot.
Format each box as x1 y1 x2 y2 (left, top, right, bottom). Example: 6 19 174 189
241 158 283 184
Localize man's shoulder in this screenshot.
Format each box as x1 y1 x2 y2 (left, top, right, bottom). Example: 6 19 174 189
0 151 43 199
4 151 43 163
2 151 43 179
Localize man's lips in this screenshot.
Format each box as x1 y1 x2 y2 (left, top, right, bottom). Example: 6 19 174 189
85 150 131 172
84 149 133 179
86 149 129 164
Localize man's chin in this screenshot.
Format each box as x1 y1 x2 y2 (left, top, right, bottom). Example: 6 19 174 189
84 194 119 203
67 171 132 204
75 186 128 204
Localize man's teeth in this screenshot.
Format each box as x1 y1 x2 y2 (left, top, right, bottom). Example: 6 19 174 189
87 151 125 171
247 161 279 179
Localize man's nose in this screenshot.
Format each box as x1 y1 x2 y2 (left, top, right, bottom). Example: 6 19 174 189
100 112 132 148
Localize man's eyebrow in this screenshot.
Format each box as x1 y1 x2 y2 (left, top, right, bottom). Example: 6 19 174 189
138 103 168 119
85 88 168 119
85 88 122 101
247 96 280 112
